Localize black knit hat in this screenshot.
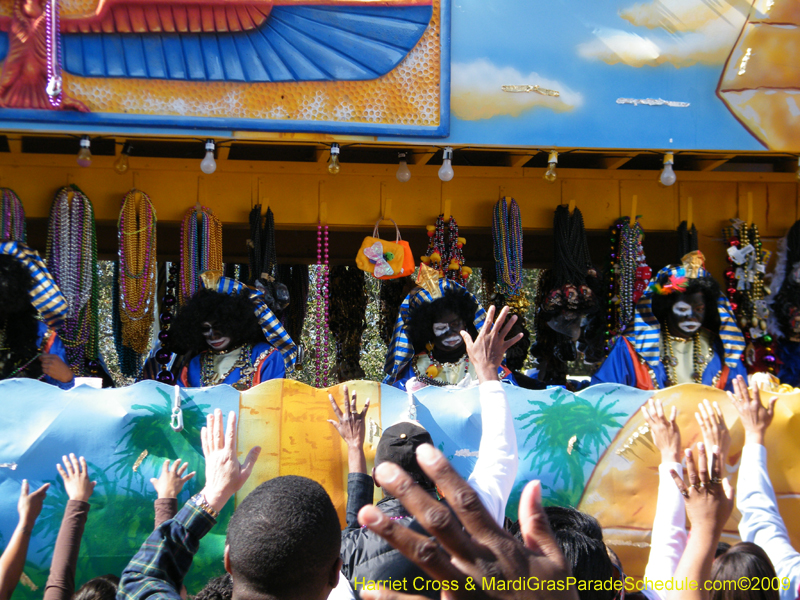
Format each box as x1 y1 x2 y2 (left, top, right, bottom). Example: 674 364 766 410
375 422 434 487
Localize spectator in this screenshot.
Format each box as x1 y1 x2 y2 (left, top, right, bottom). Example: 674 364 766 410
335 305 521 593
0 479 49 600
667 442 734 600
730 375 800 600
193 574 232 600
119 409 344 600
711 542 779 600
356 443 579 600
150 458 196 528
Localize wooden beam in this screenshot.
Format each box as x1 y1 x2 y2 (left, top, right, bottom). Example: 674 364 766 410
685 156 734 171
508 152 536 168
6 136 21 154
315 147 329 163
217 143 231 161
409 146 437 165
600 155 636 170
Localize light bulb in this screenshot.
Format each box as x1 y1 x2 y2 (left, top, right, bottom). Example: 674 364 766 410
200 140 216 174
328 143 340 175
114 152 129 174
544 150 558 183
660 152 676 186
438 147 454 181
76 136 92 167
396 152 411 182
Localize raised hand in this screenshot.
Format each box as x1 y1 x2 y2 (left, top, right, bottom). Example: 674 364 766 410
56 453 96 502
199 409 261 513
17 480 49 529
328 384 369 450
641 398 681 463
461 304 523 383
358 443 578 600
695 399 730 469
39 354 74 383
150 458 196 499
728 375 777 446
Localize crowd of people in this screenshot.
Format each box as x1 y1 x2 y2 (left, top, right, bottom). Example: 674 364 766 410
1 305 798 600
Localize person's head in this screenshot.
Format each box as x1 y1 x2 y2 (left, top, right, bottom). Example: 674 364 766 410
544 506 604 541
374 422 435 490
0 254 35 319
195 574 233 600
406 288 478 357
170 289 266 354
711 542 779 600
0 254 43 378
650 276 721 339
225 476 341 600
73 575 119 600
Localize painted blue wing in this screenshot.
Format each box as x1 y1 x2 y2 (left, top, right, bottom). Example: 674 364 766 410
0 34 7 63
59 5 433 82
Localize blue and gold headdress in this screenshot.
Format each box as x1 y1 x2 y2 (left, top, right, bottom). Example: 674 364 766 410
383 267 485 383
200 271 298 372
629 251 745 368
0 241 67 329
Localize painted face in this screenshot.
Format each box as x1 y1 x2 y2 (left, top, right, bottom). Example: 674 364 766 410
200 321 232 351
667 291 706 338
431 311 466 353
547 311 585 341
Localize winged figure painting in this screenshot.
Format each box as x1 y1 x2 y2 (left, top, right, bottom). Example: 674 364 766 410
0 0 434 110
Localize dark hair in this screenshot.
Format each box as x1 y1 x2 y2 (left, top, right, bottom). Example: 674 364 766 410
711 542 778 600
194 573 233 600
405 288 479 354
554 529 615 600
226 476 341 598
773 221 800 337
716 541 732 558
74 575 119 600
650 276 722 334
544 506 604 541
0 254 43 379
170 289 266 355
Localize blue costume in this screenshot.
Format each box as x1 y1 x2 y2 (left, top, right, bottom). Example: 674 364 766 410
180 342 285 390
35 322 74 390
591 251 746 391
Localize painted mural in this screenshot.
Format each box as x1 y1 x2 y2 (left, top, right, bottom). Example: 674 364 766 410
0 0 796 149
2 378 800 598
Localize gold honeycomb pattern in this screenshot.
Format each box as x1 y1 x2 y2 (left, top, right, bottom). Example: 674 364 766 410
54 0 442 128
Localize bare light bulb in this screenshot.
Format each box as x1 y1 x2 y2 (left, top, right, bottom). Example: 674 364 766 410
328 143 340 175
660 152 677 186
396 152 411 182
76 136 92 167
200 140 216 174
114 151 129 174
438 147 454 181
544 150 558 183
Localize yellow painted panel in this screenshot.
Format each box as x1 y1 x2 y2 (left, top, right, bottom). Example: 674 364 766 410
737 182 768 228
237 379 382 526
766 183 798 237
619 180 678 230
562 179 620 228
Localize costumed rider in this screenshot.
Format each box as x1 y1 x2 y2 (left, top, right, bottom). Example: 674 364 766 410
592 251 747 390
766 220 800 387
170 271 297 390
0 241 74 389
383 267 519 390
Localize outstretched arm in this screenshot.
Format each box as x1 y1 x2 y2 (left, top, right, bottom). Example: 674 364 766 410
150 459 196 528
730 376 800 600
462 304 523 526
119 410 260 600
0 480 49 600
44 454 96 600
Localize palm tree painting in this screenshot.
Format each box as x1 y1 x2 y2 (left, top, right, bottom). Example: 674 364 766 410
515 387 626 508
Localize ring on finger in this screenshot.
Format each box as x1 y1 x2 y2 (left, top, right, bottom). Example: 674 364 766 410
681 489 689 498
693 482 705 491
710 477 722 484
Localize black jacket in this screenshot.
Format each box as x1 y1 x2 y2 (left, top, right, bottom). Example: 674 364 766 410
340 473 439 599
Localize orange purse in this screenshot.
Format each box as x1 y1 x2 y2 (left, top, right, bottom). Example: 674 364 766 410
355 219 415 280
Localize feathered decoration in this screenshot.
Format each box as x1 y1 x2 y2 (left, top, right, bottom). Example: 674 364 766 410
652 274 688 295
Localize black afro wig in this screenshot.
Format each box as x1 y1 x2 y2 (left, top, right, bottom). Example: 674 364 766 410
405 288 479 354
169 289 267 355
0 254 43 379
650 275 722 334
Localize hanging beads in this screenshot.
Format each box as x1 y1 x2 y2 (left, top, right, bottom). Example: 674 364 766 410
179 205 222 304
155 262 179 384
0 189 26 242
314 222 332 387
492 198 523 297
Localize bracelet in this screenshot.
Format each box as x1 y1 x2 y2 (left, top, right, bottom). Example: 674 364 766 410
190 493 220 519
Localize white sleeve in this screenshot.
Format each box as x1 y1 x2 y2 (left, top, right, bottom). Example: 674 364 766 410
737 443 800 600
467 380 519 527
328 573 356 600
642 462 687 600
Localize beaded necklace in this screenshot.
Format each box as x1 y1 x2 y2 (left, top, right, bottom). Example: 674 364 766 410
200 344 257 389
492 198 523 297
44 0 63 106
179 205 222 305
0 189 26 242
46 185 98 373
313 222 331 387
113 262 144 377
412 352 470 387
118 190 157 353
661 324 711 385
